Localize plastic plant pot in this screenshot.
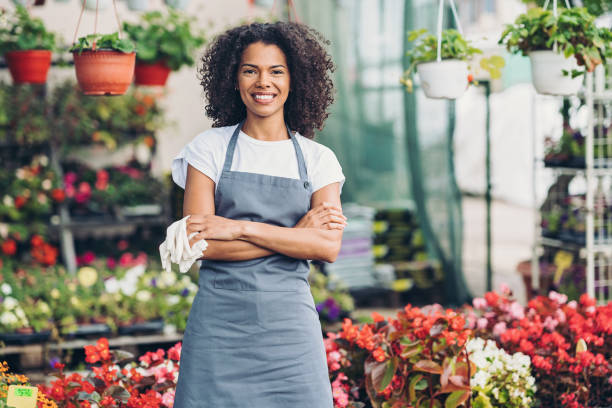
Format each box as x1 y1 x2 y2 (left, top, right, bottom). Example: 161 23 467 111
5 50 52 84
134 60 171 86
73 50 135 95
416 59 468 100
529 50 583 96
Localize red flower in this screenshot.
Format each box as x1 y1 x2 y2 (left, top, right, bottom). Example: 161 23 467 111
372 347 386 362
100 395 116 407
14 196 27 209
484 291 499 307
51 188 65 202
30 234 44 247
371 312 385 323
168 342 182 361
1 239 17 256
31 242 58 266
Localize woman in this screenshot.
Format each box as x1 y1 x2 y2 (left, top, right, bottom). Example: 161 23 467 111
170 22 346 407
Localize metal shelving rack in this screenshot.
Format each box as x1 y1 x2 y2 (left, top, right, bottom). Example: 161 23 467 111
532 67 612 304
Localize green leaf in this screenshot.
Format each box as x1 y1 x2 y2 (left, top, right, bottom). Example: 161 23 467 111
378 357 398 392
409 374 424 401
445 390 470 408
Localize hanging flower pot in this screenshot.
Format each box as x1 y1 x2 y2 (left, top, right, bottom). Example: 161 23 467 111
85 0 111 10
71 33 136 95
500 7 612 96
163 0 189 9
529 50 583 96
134 60 171 86
123 10 206 86
416 60 468 100
401 29 488 100
127 0 148 11
0 6 57 84
5 50 53 84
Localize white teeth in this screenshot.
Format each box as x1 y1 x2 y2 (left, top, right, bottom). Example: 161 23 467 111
254 94 274 100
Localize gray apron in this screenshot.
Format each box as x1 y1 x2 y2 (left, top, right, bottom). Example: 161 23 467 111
174 122 333 407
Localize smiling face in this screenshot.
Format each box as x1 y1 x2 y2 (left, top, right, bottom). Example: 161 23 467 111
237 42 290 121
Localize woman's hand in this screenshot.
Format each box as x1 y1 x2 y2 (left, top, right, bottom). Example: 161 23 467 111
295 202 347 230
186 214 243 241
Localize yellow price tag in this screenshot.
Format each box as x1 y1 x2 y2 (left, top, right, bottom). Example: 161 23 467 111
7 385 38 408
553 250 573 285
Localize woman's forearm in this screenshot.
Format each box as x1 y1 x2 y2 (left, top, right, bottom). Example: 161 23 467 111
200 239 274 261
238 222 342 263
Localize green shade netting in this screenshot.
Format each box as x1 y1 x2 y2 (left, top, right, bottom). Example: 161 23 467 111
297 0 470 305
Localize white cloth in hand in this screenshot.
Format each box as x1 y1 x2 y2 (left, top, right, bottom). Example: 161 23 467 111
159 215 208 273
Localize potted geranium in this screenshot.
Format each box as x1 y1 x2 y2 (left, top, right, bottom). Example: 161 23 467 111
123 10 206 86
0 6 56 84
70 33 136 95
401 29 484 99
499 7 612 95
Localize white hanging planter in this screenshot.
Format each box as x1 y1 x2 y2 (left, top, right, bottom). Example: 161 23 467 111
127 0 148 11
416 59 468 100
529 50 583 96
85 0 111 10
164 0 189 9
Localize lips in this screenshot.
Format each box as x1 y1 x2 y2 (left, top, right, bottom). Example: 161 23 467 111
252 93 276 104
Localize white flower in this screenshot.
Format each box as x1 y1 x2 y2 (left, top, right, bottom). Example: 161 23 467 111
14 306 26 320
0 311 18 326
160 271 177 288
167 295 180 306
3 195 13 207
3 297 18 310
105 277 120 294
42 179 52 190
37 193 48 205
15 168 26 180
38 155 49 166
38 301 50 314
0 223 8 239
136 290 151 302
1 283 12 295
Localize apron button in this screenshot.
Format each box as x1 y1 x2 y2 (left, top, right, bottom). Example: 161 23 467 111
304 181 310 188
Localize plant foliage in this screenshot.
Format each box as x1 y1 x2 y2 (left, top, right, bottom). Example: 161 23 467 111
0 6 56 54
499 7 612 76
70 33 135 54
123 10 206 70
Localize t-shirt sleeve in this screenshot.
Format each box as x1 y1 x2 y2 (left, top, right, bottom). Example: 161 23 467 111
171 133 220 190
310 145 346 194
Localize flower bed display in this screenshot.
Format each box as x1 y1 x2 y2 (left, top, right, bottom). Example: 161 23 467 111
0 288 610 407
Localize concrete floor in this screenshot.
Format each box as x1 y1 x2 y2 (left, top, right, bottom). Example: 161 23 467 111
462 195 532 305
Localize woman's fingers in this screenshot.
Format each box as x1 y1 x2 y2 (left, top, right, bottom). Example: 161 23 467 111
324 222 346 230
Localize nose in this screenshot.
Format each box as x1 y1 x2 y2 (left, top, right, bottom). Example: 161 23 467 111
255 72 271 88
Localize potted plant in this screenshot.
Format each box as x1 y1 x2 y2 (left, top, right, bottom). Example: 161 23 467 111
123 10 206 86
499 7 612 96
401 28 483 99
0 6 56 84
70 33 136 95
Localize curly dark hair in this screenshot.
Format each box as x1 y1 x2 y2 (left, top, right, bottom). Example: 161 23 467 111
199 21 335 139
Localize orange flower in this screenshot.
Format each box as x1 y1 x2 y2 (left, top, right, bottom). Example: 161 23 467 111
372 312 385 323
373 347 386 362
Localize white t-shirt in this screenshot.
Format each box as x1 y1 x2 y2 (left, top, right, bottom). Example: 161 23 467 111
171 124 345 194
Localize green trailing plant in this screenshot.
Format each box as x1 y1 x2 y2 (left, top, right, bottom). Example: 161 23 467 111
401 29 503 92
499 7 612 77
0 6 56 54
123 10 206 70
522 0 612 17
69 32 135 54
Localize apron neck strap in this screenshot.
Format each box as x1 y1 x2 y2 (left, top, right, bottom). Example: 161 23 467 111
222 121 310 183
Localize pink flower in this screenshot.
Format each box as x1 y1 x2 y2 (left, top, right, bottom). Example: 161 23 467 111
75 191 91 204
509 301 525 320
543 316 559 331
477 318 489 330
65 184 75 198
81 251 95 265
549 291 568 305
119 253 134 267
106 257 117 269
161 389 175 408
473 297 487 309
64 172 77 185
493 321 507 337
568 300 578 309
500 283 511 295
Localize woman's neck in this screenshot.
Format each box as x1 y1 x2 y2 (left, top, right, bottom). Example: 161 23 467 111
241 114 289 141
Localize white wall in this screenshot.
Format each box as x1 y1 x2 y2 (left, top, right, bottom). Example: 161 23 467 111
7 0 270 175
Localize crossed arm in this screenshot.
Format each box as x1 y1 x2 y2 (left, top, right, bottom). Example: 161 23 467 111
183 164 346 263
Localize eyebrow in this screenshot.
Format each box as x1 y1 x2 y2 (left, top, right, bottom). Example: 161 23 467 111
240 63 287 69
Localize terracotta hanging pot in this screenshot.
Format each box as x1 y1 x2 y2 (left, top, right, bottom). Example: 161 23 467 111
73 50 135 95
134 60 171 86
5 50 53 84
